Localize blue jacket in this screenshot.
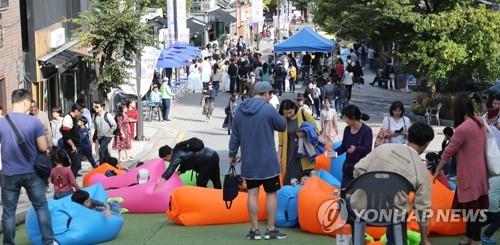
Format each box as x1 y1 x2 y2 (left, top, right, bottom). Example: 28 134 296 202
229 98 286 179
298 121 325 160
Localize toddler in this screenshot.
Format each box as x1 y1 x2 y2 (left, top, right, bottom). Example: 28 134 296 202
50 149 80 199
71 189 127 216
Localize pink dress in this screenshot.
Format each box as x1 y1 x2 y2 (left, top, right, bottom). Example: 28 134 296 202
320 108 341 145
112 115 132 150
126 108 138 139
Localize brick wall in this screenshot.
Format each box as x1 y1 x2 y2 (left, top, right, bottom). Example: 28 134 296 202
0 0 23 111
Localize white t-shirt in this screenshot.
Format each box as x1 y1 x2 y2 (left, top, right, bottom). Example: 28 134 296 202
343 73 353 86
367 48 375 59
382 116 412 144
270 95 280 110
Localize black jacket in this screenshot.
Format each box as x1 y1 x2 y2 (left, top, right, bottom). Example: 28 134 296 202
162 148 219 180
228 63 238 77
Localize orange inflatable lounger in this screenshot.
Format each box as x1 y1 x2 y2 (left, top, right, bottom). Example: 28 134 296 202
298 176 386 239
166 186 267 226
408 176 465 236
83 163 125 187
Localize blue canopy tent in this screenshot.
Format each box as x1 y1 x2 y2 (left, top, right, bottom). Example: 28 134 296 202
274 27 335 53
156 53 187 68
156 43 200 68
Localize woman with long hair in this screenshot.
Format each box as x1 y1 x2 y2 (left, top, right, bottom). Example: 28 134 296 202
278 99 317 185
320 99 340 144
211 63 222 94
261 63 272 84
112 105 132 161
335 104 373 187
435 94 489 245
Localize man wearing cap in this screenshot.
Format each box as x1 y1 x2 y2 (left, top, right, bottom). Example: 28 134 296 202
229 82 287 240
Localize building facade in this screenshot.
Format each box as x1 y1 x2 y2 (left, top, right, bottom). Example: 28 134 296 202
0 0 23 111
22 0 94 113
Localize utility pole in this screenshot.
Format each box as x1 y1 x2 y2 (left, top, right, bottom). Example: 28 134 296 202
136 0 144 141
277 0 280 43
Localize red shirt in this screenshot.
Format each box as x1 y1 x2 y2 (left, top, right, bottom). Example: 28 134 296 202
335 64 344 78
50 167 80 193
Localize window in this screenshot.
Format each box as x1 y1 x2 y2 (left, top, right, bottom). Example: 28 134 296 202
0 0 8 11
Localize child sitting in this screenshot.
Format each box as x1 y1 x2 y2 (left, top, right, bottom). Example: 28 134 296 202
71 189 127 216
50 149 80 200
426 152 454 190
440 127 456 179
105 157 129 172
78 117 98 168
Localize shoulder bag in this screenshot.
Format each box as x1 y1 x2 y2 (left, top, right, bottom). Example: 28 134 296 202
5 114 52 179
483 118 500 175
223 165 239 209
374 116 391 148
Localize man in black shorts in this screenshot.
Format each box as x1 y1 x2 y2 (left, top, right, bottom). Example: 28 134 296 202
229 82 287 240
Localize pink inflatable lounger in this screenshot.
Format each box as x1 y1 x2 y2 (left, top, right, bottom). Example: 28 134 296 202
89 159 183 213
88 159 166 189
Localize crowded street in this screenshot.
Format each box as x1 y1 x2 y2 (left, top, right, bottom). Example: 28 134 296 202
0 0 499 245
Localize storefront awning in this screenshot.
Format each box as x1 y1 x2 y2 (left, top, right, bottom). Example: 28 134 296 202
187 17 208 36
38 40 85 79
148 16 168 28
208 8 236 23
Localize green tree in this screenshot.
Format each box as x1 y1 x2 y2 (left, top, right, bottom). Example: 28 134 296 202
71 0 152 98
403 5 500 85
313 0 500 86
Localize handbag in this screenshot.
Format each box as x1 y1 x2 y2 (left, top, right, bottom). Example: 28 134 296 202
483 118 500 175
223 165 239 209
374 116 391 148
5 114 52 179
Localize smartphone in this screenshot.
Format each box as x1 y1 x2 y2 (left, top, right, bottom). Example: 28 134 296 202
487 109 499 119
395 127 404 134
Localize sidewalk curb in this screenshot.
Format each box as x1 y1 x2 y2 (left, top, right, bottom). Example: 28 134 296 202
123 125 167 168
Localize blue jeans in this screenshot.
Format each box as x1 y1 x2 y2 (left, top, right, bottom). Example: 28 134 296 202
302 65 310 80
98 136 112 164
1 173 55 245
53 191 73 200
68 147 82 177
162 98 171 121
81 146 97 168
109 201 122 217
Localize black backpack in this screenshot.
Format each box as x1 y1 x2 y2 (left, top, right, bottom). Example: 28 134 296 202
94 112 118 136
346 61 354 73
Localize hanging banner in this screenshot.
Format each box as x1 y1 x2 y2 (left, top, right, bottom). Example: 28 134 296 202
252 0 264 24
121 46 161 96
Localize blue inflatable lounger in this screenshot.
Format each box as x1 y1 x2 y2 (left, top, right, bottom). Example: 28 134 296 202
25 184 124 245
276 185 302 228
